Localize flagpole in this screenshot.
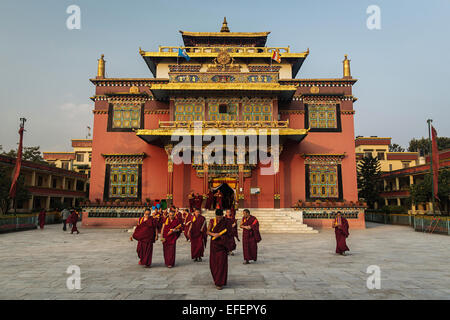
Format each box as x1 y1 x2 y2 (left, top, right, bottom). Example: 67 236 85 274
427 118 435 214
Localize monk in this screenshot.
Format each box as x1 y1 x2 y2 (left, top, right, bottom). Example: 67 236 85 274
131 209 157 267
240 209 261 264
205 190 214 210
215 190 223 209
68 210 80 234
38 209 46 230
161 209 182 268
333 211 350 255
188 208 207 262
182 209 192 241
225 209 238 255
207 209 234 290
188 192 195 212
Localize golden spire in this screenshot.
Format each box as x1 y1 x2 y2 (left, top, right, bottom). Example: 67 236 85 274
220 17 230 32
97 54 105 78
343 54 351 78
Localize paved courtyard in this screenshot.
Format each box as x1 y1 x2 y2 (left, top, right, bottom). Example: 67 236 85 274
0 222 449 300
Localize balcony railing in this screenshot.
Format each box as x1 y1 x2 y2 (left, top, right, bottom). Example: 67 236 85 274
158 120 290 129
158 46 290 55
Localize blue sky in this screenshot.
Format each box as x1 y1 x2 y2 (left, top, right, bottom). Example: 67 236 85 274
0 0 449 152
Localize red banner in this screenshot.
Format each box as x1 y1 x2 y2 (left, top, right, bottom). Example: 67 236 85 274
431 126 439 200
9 126 24 199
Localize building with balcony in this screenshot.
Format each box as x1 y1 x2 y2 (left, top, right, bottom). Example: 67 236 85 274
0 155 88 212
355 136 420 172
85 18 365 229
43 139 92 177
377 149 450 213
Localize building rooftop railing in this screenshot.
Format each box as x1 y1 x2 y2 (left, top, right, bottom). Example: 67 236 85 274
158 120 290 129
158 46 291 54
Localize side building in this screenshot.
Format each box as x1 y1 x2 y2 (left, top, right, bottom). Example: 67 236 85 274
0 155 88 212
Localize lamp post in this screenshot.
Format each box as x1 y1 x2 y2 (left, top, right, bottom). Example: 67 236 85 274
427 119 435 214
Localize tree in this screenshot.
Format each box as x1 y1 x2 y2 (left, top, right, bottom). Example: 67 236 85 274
0 167 31 215
409 169 450 212
389 143 405 152
357 155 381 209
408 137 450 154
2 146 46 164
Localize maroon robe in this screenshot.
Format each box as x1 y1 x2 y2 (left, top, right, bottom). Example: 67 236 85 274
205 191 214 210
188 194 195 212
162 217 182 267
68 212 79 233
189 215 207 259
38 211 46 229
225 217 237 252
209 217 233 287
183 212 193 240
215 193 223 209
334 217 350 254
194 195 203 210
133 217 157 267
242 215 261 261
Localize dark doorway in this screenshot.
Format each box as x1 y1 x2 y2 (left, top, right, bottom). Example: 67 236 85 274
214 183 235 210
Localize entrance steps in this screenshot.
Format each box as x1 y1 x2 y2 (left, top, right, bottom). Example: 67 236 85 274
202 208 318 234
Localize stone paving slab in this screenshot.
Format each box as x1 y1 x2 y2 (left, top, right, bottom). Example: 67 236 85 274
0 222 449 299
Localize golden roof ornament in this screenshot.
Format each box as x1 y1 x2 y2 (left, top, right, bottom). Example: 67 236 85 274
97 54 105 79
220 17 230 32
343 54 351 78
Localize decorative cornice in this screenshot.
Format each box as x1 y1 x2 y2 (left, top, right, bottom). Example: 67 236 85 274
90 95 154 102
280 78 358 86
93 110 108 114
143 110 169 114
101 153 146 164
90 78 169 86
293 95 357 102
302 153 346 164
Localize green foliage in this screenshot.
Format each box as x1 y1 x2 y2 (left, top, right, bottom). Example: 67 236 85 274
0 167 31 215
2 146 47 164
389 143 405 152
408 137 450 154
357 155 381 209
409 169 450 207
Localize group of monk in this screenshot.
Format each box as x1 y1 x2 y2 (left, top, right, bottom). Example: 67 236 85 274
130 205 262 290
189 189 228 211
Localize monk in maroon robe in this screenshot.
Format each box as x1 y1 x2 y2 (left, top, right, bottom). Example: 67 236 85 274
333 212 350 255
215 190 223 209
68 211 80 234
188 192 195 212
188 209 207 262
205 190 214 210
225 209 238 255
38 209 46 230
240 209 261 264
161 210 182 268
182 209 192 241
131 209 157 267
208 209 234 290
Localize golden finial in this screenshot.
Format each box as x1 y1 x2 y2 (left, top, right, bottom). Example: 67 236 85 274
97 54 105 79
343 54 351 78
220 17 230 32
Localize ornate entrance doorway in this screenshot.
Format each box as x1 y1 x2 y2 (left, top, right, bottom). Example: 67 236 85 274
210 177 237 210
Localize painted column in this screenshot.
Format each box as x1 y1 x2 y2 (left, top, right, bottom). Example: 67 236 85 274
165 145 174 207
395 177 400 191
203 163 209 195
238 164 244 208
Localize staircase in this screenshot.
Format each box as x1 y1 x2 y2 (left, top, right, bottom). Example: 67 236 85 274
202 208 318 234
